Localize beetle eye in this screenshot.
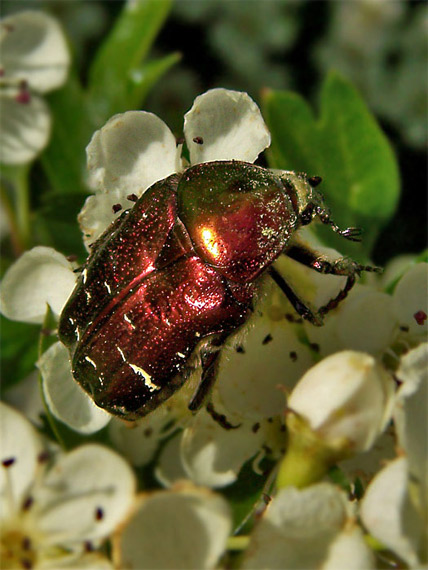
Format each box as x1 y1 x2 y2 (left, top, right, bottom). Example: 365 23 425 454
308 176 322 187
300 206 314 226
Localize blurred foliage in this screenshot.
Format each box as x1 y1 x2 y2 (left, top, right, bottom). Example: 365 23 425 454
316 1 428 149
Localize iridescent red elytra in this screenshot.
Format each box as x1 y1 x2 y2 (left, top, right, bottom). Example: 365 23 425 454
59 161 377 420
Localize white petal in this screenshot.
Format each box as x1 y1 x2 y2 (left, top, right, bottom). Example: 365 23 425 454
4 371 45 427
360 457 423 567
0 92 51 164
109 408 172 467
39 552 113 569
184 88 271 164
37 444 136 544
155 432 188 487
217 311 313 420
393 263 428 338
339 426 396 487
0 246 76 323
38 342 111 434
78 190 128 248
336 290 397 355
180 409 265 488
86 111 178 194
0 10 70 92
113 483 231 570
243 483 352 569
395 343 428 512
0 402 43 520
322 526 375 569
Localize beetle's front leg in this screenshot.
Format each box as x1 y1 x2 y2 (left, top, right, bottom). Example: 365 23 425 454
188 333 240 430
284 241 381 317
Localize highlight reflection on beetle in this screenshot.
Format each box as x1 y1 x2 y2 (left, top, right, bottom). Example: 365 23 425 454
59 160 378 421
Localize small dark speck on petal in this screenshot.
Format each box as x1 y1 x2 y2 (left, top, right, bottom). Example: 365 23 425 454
289 351 297 362
84 541 95 552
37 451 50 464
95 507 104 521
112 204 122 214
193 136 204 145
22 496 34 511
127 194 138 202
2 457 15 468
262 334 273 345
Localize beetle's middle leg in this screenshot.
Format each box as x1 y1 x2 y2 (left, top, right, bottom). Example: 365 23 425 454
284 240 381 318
188 333 240 429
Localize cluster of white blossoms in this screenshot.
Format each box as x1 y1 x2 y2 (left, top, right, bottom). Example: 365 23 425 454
1 73 427 568
0 11 70 164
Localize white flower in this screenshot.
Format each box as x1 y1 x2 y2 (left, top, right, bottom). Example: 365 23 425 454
242 483 374 569
112 482 232 570
0 11 70 164
277 351 395 488
360 343 428 567
288 350 395 454
80 88 271 245
0 402 136 569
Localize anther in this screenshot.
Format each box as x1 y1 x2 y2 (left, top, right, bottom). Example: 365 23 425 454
414 310 427 325
2 457 15 468
95 506 104 521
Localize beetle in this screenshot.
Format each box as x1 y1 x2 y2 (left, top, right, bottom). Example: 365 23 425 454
59 160 378 421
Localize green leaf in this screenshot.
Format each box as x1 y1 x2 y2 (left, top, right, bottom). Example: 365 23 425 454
88 0 173 123
42 73 96 195
126 52 181 111
0 316 40 390
263 73 400 258
33 192 88 259
221 456 276 532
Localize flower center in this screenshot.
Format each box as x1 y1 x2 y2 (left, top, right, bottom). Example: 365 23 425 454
0 529 37 569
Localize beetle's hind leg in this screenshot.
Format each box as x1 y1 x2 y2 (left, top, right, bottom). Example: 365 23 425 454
284 241 381 318
188 333 240 430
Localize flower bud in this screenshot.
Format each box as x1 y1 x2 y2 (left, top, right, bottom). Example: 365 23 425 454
278 351 395 488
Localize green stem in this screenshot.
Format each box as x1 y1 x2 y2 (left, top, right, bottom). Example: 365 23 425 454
0 164 31 255
14 164 31 250
277 441 329 489
276 413 343 489
227 536 250 551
